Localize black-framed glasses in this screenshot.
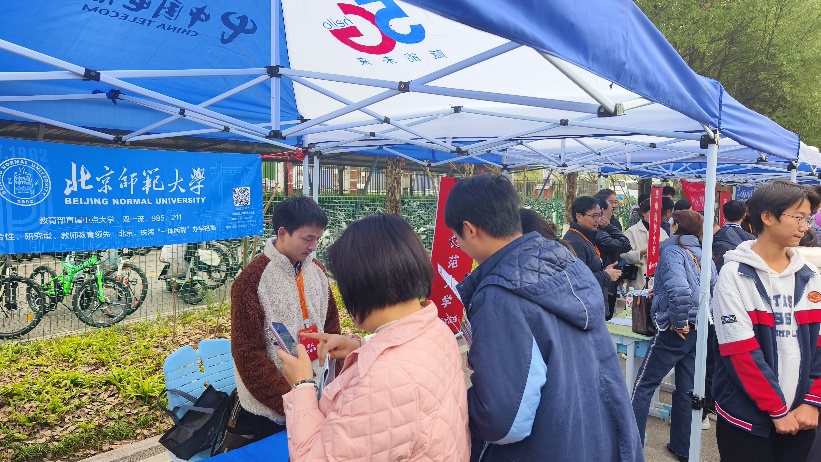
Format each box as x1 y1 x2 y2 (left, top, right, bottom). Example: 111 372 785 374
781 213 815 228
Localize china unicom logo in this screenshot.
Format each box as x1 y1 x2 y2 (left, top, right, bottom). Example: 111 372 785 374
0 158 51 206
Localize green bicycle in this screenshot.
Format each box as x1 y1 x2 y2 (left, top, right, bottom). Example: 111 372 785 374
29 252 132 328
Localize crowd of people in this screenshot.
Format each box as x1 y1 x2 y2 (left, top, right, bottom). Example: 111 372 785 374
226 176 821 462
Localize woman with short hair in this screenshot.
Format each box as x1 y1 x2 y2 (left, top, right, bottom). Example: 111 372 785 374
276 214 470 461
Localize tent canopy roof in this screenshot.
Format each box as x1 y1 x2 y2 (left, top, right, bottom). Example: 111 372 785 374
0 0 813 182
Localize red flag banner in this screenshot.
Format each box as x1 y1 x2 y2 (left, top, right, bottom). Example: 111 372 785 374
680 179 706 212
646 186 663 278
430 177 473 332
718 191 732 227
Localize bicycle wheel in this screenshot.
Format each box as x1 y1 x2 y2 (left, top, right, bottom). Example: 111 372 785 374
180 281 204 305
196 245 230 290
0 276 46 339
106 263 148 314
72 277 132 327
29 265 61 312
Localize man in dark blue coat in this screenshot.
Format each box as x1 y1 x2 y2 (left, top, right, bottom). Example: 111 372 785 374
446 174 644 462
713 200 755 272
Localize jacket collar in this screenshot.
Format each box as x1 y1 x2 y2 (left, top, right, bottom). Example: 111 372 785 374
569 221 599 241
264 237 312 274
343 303 439 378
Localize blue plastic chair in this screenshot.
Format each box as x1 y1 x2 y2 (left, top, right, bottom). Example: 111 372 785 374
163 339 235 461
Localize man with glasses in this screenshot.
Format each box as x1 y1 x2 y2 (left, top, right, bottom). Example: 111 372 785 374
564 196 631 308
713 181 821 462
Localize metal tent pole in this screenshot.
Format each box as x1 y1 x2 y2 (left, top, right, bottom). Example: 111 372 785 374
313 154 320 202
303 155 309 197
689 132 719 461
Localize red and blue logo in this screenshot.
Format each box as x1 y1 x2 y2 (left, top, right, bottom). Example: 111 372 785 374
323 0 425 54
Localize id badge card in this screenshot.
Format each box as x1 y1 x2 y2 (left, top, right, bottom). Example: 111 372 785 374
298 324 320 361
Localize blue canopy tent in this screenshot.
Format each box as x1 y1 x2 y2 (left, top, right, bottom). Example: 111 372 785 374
1 2 818 458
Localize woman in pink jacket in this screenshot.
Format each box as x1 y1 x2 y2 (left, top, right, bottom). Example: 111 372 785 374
277 214 470 461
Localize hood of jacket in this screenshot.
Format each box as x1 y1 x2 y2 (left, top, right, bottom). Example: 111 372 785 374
714 224 755 247
724 240 808 277
458 232 602 331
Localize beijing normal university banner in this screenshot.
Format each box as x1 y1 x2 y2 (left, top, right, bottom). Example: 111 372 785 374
0 140 262 254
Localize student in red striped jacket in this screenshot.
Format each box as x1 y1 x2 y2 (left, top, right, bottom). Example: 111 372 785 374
713 180 821 462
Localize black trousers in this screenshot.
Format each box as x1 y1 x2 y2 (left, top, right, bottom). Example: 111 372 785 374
716 416 816 462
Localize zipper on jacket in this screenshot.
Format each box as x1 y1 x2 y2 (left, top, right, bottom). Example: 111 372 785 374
478 441 490 462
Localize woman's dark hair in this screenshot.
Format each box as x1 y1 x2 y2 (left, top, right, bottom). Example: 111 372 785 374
520 209 576 256
326 214 433 323
597 196 610 211
571 196 599 222
639 198 652 214
445 174 521 238
271 196 328 234
800 228 821 247
747 181 821 234
662 185 676 197
674 199 692 211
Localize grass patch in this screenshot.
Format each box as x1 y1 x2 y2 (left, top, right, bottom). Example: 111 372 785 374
0 303 230 462
0 285 363 462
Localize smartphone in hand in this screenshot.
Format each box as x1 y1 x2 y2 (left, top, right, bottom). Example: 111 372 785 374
268 322 298 356
615 258 628 270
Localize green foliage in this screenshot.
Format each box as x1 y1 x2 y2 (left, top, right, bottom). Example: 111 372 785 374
636 0 821 146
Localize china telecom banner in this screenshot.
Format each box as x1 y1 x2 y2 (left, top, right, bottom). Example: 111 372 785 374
646 186 662 278
680 179 706 212
0 140 262 254
429 177 473 333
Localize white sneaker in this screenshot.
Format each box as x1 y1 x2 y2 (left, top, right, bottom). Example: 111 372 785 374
701 418 710 430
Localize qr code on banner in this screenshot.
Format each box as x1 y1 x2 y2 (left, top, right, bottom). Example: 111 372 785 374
233 187 251 206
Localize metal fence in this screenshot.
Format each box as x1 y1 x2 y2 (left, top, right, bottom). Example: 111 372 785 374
1 194 567 342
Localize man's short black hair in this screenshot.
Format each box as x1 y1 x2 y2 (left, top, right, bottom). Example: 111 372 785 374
596 188 617 198
326 214 433 324
571 196 599 222
747 181 821 234
722 200 747 222
662 197 675 214
445 174 521 238
674 199 692 211
662 186 676 198
271 196 328 234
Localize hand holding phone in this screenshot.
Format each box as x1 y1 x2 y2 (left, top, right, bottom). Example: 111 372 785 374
615 258 628 270
268 322 298 356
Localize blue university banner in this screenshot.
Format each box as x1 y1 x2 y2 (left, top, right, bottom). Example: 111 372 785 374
0 140 263 254
735 186 755 201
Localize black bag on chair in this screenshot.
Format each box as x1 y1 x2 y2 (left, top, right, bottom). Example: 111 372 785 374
157 385 231 460
631 291 656 337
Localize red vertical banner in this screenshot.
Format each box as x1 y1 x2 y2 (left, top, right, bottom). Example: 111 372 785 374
717 191 732 227
430 177 473 332
680 179 706 212
646 186 663 278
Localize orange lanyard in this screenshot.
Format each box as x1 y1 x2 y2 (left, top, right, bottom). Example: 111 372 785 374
295 269 310 328
570 228 601 259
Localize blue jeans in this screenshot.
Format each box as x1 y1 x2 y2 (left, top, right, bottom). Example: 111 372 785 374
631 328 697 457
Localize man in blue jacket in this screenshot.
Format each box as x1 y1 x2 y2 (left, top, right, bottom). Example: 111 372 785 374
446 174 644 462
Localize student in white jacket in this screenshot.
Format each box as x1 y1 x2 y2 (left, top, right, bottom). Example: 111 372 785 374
712 181 821 462
621 198 668 290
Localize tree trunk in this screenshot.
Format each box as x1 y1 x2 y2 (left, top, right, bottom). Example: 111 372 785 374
638 178 652 197
385 157 402 215
564 172 579 223
337 166 345 195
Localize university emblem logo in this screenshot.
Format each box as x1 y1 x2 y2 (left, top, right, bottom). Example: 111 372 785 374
0 158 51 206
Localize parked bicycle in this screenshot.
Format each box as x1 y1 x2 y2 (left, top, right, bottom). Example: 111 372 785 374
0 256 46 340
158 244 207 305
29 251 133 328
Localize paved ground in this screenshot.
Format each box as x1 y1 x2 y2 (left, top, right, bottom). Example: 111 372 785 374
80 343 720 462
